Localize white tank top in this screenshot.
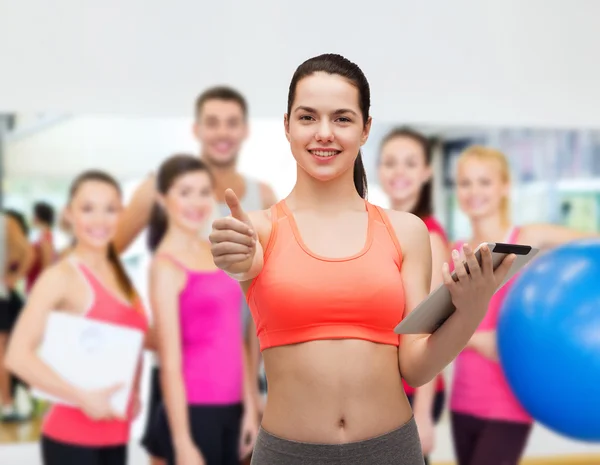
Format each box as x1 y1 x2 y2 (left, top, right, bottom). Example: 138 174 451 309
216 177 263 217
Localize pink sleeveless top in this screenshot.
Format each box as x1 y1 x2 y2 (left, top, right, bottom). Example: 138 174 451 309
403 216 447 396
450 227 532 423
43 260 148 446
157 254 244 405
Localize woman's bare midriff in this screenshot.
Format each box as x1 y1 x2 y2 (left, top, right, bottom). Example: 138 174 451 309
260 339 413 444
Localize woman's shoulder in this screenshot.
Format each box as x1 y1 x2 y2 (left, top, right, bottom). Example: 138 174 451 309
49 255 78 276
378 207 426 230
151 240 217 272
378 210 434 264
379 208 430 243
149 245 186 273
29 256 76 295
148 250 188 291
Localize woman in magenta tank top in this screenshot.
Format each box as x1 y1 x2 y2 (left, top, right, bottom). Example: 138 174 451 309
377 127 449 465
145 154 258 465
5 170 149 465
451 146 598 465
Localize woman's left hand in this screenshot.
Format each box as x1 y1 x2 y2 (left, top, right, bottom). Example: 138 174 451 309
239 407 259 459
442 243 515 316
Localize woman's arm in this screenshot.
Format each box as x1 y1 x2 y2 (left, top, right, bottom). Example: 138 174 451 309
466 330 498 361
242 337 257 413
522 223 599 250
245 320 263 410
465 223 599 361
143 324 158 351
239 332 259 457
6 265 124 420
149 258 196 453
129 356 145 419
5 265 122 422
5 216 34 287
395 215 433 386
114 175 156 254
39 237 55 270
396 213 514 387
411 233 448 426
5 266 83 402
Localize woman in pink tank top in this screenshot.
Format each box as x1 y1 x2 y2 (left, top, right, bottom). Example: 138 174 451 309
145 154 258 465
451 146 597 465
377 127 449 465
5 170 149 465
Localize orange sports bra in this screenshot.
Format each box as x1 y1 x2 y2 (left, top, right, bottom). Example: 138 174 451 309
246 199 406 351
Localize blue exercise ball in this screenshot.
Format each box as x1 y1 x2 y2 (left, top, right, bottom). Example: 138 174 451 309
498 239 600 442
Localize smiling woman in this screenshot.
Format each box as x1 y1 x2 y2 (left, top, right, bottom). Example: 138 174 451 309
284 57 369 199
144 154 257 465
208 53 515 465
4 170 149 465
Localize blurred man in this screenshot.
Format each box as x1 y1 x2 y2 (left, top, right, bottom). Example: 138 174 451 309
114 86 276 461
114 87 277 252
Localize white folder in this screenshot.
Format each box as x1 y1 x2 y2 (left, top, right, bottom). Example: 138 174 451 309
31 311 144 417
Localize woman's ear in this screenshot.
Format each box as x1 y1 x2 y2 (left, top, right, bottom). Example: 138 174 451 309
422 165 433 184
361 116 372 146
283 113 291 142
155 194 167 211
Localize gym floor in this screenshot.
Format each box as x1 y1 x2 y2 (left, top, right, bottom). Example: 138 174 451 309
1 415 599 465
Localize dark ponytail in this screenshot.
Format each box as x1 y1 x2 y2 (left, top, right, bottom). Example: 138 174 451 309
353 151 368 199
287 54 371 199
147 203 168 252
107 242 136 302
147 154 213 252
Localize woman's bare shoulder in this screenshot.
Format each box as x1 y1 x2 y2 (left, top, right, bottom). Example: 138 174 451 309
149 246 184 273
382 209 429 238
379 209 430 256
47 256 79 280
27 257 76 299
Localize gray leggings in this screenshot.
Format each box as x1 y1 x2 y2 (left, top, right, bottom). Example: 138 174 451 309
250 416 424 465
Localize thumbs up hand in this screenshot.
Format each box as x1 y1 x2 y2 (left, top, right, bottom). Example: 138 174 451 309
209 189 257 274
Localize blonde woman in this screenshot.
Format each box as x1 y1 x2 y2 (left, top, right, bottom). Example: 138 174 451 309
450 146 598 465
